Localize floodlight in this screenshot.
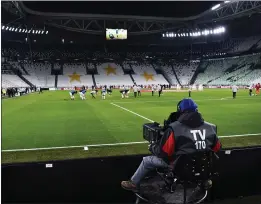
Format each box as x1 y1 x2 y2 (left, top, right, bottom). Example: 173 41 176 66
2 26 5 29
15 28 18 32
211 4 220 10
46 31 48 34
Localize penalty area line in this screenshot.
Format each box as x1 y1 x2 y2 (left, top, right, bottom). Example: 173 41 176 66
1 133 261 152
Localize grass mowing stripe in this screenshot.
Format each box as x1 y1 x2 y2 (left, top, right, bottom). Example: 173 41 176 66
2 133 261 152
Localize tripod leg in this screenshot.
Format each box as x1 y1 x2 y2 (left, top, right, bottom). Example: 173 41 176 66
135 197 140 204
183 183 187 204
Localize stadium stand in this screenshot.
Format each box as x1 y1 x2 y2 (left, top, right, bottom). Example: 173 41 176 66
228 36 261 53
23 62 52 76
57 75 94 87
23 75 55 88
173 61 199 85
195 53 261 85
131 62 168 85
63 63 87 75
9 61 26 75
94 62 133 86
154 62 179 85
2 74 29 88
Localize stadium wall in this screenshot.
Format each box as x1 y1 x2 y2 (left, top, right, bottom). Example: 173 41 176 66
2 146 261 203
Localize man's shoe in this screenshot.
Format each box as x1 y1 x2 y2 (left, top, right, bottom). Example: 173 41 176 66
121 180 138 192
187 186 205 203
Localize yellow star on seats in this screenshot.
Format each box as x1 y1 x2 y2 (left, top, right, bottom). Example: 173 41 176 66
142 72 154 81
104 64 117 75
68 72 81 82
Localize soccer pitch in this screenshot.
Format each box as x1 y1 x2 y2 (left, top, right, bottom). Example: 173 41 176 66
2 89 261 164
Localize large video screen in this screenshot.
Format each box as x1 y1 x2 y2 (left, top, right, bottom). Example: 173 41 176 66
106 28 127 40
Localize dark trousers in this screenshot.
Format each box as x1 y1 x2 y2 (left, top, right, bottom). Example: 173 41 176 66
233 92 236 98
138 91 141 96
134 92 137 98
249 89 252 96
158 91 162 97
152 91 154 96
189 91 191 97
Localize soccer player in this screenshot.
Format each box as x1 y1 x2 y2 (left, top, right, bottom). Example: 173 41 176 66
255 83 260 96
120 85 125 99
69 90 77 100
125 86 130 98
249 84 253 96
107 86 112 96
133 84 138 98
151 85 156 96
137 85 141 96
90 88 96 99
80 89 86 100
188 85 192 97
101 86 106 100
232 84 238 99
157 84 162 97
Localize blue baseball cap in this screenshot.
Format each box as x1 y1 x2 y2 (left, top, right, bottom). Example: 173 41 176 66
178 98 198 112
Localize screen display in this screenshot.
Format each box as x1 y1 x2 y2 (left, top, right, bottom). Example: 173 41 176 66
106 28 127 40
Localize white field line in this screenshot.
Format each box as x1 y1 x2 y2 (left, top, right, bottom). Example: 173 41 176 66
1 133 261 152
112 96 256 104
110 102 155 122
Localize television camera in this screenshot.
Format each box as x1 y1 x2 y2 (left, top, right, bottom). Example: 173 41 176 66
143 111 181 143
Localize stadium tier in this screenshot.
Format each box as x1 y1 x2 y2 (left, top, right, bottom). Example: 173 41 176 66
228 36 261 54
131 62 168 85
57 75 94 87
155 62 179 85
2 74 30 88
195 53 261 85
173 62 199 85
95 63 133 86
23 62 52 76
63 63 87 75
2 53 261 88
23 75 55 87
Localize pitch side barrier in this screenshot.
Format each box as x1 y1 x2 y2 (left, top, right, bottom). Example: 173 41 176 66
2 146 261 203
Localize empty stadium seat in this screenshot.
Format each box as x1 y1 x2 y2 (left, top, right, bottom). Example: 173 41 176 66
2 74 29 88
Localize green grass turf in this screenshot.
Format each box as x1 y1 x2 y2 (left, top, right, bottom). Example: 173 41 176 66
2 89 261 164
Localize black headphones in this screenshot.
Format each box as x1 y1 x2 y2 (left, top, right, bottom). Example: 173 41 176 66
177 100 182 113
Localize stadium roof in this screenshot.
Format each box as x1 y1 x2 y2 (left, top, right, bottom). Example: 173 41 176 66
23 1 219 18
2 1 261 38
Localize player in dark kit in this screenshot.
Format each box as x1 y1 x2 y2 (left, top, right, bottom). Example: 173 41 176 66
249 85 253 96
158 84 163 97
39 87 43 94
69 90 77 100
107 86 112 95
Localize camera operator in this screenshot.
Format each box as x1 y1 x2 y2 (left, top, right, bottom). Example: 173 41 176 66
121 98 221 192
